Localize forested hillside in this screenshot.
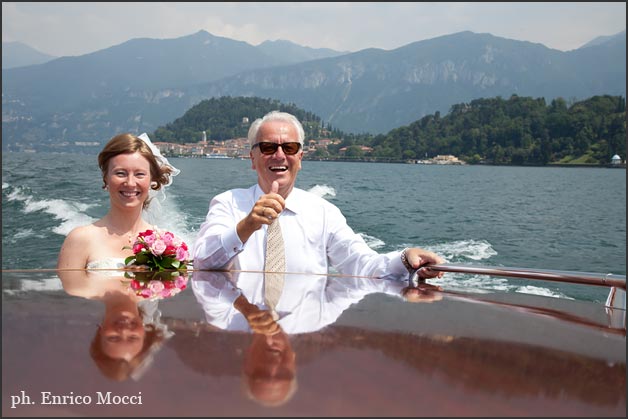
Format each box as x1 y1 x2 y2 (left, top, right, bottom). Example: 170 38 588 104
152 96 327 142
367 94 626 164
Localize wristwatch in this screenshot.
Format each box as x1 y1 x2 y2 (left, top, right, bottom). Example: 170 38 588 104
400 248 414 273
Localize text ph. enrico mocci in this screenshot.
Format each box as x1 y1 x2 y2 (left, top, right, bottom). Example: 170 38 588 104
10 390 142 408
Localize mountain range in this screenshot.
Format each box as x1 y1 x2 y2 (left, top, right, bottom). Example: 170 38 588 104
2 29 625 150
1 41 57 69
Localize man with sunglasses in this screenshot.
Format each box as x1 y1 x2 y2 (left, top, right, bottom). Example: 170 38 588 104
193 111 444 282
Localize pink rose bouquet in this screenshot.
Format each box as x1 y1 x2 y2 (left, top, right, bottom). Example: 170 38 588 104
124 228 190 271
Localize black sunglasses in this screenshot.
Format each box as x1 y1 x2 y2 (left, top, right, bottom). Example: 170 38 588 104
252 142 302 155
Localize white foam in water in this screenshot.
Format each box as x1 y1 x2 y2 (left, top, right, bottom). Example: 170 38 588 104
143 192 197 251
406 240 568 299
515 285 573 300
307 184 336 199
6 186 28 202
427 239 498 261
430 274 512 294
359 236 522 294
6 182 196 249
29 200 96 236
7 185 97 236
359 232 385 250
12 228 46 241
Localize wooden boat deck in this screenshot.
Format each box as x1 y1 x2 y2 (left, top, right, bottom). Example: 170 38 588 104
2 270 625 417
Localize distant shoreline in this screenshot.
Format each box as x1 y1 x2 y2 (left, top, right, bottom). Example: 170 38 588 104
303 157 626 168
2 150 625 169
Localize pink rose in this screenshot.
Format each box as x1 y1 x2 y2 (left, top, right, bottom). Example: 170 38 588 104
175 277 188 289
176 247 189 262
148 280 165 294
162 231 175 246
143 232 156 246
150 239 166 256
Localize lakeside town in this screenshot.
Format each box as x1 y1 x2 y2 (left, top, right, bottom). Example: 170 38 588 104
152 132 624 167
151 129 468 165
13 132 624 167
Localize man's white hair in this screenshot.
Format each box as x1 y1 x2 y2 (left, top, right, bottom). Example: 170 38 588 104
247 111 305 147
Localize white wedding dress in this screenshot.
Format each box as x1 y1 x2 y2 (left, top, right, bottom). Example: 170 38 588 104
86 257 128 270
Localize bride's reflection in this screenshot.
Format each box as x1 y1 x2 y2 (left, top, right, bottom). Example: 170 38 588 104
58 269 182 381
191 270 434 406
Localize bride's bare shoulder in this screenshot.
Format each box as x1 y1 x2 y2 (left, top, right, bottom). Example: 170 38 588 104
59 224 106 258
66 223 105 240
58 224 103 270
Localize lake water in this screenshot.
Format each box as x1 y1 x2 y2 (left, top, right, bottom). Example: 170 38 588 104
2 152 626 303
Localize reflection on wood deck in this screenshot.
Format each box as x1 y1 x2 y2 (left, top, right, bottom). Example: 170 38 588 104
2 269 625 417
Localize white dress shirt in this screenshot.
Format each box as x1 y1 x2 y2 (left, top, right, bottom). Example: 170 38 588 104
193 184 408 280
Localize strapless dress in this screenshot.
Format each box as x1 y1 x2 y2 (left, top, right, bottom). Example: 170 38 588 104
86 257 127 270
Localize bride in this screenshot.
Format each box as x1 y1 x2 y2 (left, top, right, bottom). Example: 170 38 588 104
57 132 179 380
57 132 179 270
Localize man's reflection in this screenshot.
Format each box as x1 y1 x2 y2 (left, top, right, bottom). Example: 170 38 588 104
242 330 297 407
192 270 442 334
191 270 440 405
58 269 174 381
192 270 298 405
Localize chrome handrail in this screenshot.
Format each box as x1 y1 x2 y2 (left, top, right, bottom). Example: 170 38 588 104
410 263 626 312
419 263 626 289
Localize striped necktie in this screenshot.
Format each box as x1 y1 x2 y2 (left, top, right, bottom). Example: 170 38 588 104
264 219 285 320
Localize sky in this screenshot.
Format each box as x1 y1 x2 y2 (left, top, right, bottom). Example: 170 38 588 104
2 2 626 57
